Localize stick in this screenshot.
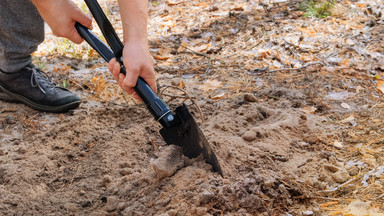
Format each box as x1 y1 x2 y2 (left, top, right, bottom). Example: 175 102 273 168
168 39 213 74
267 61 324 73
159 85 205 122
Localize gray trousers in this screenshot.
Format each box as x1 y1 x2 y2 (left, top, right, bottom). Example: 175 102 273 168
0 0 44 73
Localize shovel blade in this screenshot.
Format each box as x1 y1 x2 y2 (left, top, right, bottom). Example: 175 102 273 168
160 104 223 176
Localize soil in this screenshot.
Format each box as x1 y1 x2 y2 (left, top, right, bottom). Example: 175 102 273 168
1 0 384 215
0 82 331 216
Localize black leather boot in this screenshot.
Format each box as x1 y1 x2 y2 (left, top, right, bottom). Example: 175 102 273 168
0 64 81 113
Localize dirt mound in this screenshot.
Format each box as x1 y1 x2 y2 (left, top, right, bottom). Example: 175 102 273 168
0 98 332 215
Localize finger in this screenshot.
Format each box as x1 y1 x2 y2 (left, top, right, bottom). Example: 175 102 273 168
108 58 120 81
118 73 125 88
68 27 84 44
123 66 139 88
124 88 142 102
124 87 135 95
132 92 142 102
144 75 157 94
148 80 157 94
119 73 143 102
107 58 114 72
74 8 93 30
114 62 122 81
140 77 157 94
140 65 157 94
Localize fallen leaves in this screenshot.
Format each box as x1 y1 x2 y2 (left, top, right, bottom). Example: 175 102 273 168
211 92 225 100
333 140 343 149
87 76 128 103
347 200 384 216
320 201 339 208
303 106 317 114
376 80 384 93
376 58 384 70
167 0 182 6
154 56 170 61
199 79 222 92
53 63 71 75
340 102 351 109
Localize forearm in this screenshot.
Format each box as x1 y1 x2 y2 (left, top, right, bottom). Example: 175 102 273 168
30 0 53 19
30 0 46 8
117 0 149 44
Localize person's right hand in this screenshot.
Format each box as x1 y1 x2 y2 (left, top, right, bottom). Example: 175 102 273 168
31 0 93 44
107 41 157 102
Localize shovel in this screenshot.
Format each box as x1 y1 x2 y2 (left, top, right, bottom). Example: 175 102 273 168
75 0 223 176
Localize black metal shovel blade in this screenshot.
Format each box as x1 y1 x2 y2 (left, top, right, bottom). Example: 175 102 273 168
159 104 223 176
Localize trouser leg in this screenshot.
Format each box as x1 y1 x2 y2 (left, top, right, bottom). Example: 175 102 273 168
0 0 44 73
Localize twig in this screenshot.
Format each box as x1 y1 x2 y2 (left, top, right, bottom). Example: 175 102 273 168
319 178 356 193
159 85 205 122
257 51 336 74
376 193 384 201
308 196 343 201
151 139 158 152
161 92 195 100
247 39 263 51
168 39 213 74
267 61 324 73
175 41 211 59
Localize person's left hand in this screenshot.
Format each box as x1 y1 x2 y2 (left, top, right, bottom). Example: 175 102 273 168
107 41 156 101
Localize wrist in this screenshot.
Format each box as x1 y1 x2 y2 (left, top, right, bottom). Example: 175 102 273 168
122 24 149 44
30 0 51 11
123 37 149 48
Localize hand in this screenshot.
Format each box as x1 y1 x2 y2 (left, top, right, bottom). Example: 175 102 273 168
31 0 93 44
107 42 157 101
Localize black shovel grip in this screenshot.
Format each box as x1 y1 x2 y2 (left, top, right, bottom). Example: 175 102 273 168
75 23 176 128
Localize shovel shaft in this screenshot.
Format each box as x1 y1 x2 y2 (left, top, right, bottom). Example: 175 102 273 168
84 0 124 59
75 23 176 128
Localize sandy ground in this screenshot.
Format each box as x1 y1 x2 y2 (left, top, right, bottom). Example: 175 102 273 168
0 66 370 215
0 83 330 215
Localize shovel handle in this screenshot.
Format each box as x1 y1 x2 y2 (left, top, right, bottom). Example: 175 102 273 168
75 23 176 128
84 0 124 58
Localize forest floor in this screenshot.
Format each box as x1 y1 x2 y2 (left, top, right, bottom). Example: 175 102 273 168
1 0 384 215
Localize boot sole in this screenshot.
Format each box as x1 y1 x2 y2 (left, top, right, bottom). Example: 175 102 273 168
0 85 81 113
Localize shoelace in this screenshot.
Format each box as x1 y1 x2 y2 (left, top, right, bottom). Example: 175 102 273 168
29 67 56 94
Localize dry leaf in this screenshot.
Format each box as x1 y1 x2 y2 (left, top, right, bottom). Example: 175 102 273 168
290 11 304 19
196 2 208 7
377 80 384 93
377 57 384 70
231 6 244 11
329 211 342 216
167 0 182 6
333 141 343 149
340 115 355 123
154 56 170 60
211 92 225 100
341 102 351 109
199 79 222 92
303 106 317 114
191 43 211 53
347 200 383 215
340 58 350 66
178 80 185 89
320 201 339 208
355 86 363 93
